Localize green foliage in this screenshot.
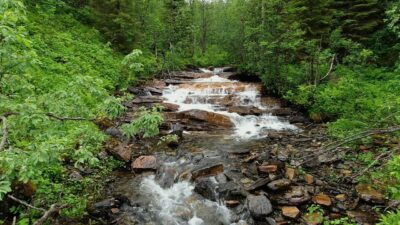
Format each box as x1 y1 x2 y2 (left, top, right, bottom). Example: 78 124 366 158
0 0 129 220
385 155 400 199
378 210 400 225
121 106 164 139
324 217 356 225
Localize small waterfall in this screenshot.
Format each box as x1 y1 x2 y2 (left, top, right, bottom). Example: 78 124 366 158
162 68 298 139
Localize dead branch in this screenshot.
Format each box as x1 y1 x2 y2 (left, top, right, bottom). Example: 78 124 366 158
45 113 95 122
351 151 393 179
12 216 16 225
1 112 94 122
298 126 400 166
319 54 336 82
7 195 46 212
0 116 8 151
32 204 68 225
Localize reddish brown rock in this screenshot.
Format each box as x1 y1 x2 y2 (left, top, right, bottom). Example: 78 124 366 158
313 193 332 206
228 106 263 115
108 142 132 162
304 174 314 184
180 109 234 127
131 156 158 171
282 206 300 219
258 164 278 173
356 184 385 203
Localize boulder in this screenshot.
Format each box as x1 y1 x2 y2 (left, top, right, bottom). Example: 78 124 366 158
131 156 157 171
180 109 234 127
247 195 273 218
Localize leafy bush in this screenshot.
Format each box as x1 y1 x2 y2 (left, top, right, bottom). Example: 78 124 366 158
378 210 400 225
0 0 127 219
121 106 164 139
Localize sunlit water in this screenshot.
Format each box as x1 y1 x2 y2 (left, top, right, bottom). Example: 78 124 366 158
133 68 299 225
162 68 298 139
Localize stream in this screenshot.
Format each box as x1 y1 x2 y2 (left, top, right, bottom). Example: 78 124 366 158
99 68 381 225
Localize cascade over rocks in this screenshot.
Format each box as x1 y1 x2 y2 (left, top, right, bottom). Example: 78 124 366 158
180 109 234 127
97 68 387 225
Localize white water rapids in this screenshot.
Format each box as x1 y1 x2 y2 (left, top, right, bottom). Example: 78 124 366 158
162 68 298 139
135 68 299 225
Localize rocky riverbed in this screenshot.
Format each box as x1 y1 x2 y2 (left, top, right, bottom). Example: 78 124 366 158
92 68 390 225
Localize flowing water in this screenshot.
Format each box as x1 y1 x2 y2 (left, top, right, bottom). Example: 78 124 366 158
162 68 297 139
112 68 300 225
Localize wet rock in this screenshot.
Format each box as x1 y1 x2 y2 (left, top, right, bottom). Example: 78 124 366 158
191 161 224 179
247 195 273 218
282 206 300 219
180 109 234 127
356 184 385 204
312 193 332 206
267 179 291 191
170 123 184 138
273 186 311 205
228 106 263 115
258 164 278 173
160 102 180 112
195 177 218 201
218 181 246 199
131 156 158 171
157 166 176 188
108 142 132 162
